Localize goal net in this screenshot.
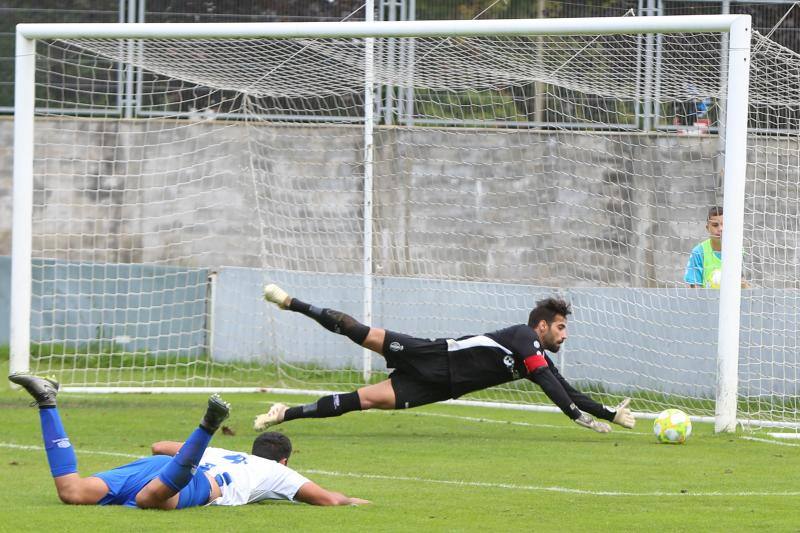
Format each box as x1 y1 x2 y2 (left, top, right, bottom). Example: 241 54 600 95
13 17 794 431
739 34 800 432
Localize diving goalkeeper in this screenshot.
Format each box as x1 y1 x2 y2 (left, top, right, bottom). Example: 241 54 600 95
255 285 635 433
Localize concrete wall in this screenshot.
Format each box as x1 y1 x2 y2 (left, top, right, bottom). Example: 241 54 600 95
2 117 798 288
0 256 8 344
0 118 12 257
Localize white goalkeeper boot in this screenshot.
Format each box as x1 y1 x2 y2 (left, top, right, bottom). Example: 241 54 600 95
253 403 288 431
263 284 290 309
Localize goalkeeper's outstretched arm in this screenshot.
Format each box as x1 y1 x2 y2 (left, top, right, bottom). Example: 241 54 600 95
546 356 635 429
527 367 611 433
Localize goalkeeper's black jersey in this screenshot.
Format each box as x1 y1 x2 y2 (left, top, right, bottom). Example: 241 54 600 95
446 324 549 398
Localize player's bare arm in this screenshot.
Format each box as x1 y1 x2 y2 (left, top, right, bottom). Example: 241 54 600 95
151 441 183 456
294 481 371 506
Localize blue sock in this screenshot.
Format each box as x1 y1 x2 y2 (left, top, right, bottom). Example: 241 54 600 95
38 407 78 477
157 427 212 492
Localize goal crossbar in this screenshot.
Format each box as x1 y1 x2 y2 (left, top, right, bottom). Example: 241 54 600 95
17 15 748 40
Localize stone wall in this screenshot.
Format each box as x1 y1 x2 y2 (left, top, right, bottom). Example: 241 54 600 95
1 117 798 287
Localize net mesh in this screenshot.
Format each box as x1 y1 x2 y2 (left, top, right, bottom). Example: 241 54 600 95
740 33 800 429
19 27 799 429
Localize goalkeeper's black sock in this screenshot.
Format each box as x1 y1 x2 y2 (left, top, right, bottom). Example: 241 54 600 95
284 392 362 421
288 299 370 345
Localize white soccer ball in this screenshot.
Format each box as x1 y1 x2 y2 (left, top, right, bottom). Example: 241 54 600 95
653 409 692 444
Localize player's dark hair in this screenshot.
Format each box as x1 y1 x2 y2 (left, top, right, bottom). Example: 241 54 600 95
252 432 293 462
708 206 723 219
528 298 572 328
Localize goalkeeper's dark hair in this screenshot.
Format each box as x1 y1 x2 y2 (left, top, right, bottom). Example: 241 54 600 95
707 206 723 219
528 297 572 328
252 432 292 462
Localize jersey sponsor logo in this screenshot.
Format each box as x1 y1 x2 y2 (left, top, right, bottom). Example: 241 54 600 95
389 341 404 352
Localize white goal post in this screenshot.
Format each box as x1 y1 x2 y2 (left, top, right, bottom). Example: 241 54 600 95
11 16 756 432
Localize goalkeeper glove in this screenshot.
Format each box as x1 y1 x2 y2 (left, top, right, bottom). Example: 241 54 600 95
612 397 635 429
574 412 611 433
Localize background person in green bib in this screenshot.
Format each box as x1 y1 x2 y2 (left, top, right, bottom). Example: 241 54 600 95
684 206 748 289
684 206 724 288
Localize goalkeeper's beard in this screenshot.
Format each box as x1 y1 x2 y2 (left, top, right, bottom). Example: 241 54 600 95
543 337 563 353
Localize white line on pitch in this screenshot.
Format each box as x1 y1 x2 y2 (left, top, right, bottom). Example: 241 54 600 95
303 468 800 497
367 409 653 436
3 442 797 498
369 407 800 445
0 442 142 459
255 400 653 435
740 436 800 447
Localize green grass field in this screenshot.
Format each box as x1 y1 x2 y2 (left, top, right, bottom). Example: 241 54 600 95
2 364 800 532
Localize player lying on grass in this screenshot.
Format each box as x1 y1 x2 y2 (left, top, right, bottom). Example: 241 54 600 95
255 285 635 434
9 373 369 509
150 431 368 506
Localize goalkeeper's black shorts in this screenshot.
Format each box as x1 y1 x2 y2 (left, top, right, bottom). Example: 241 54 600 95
382 330 453 409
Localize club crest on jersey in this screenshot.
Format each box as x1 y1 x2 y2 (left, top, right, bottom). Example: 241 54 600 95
389 341 404 352
503 355 521 379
